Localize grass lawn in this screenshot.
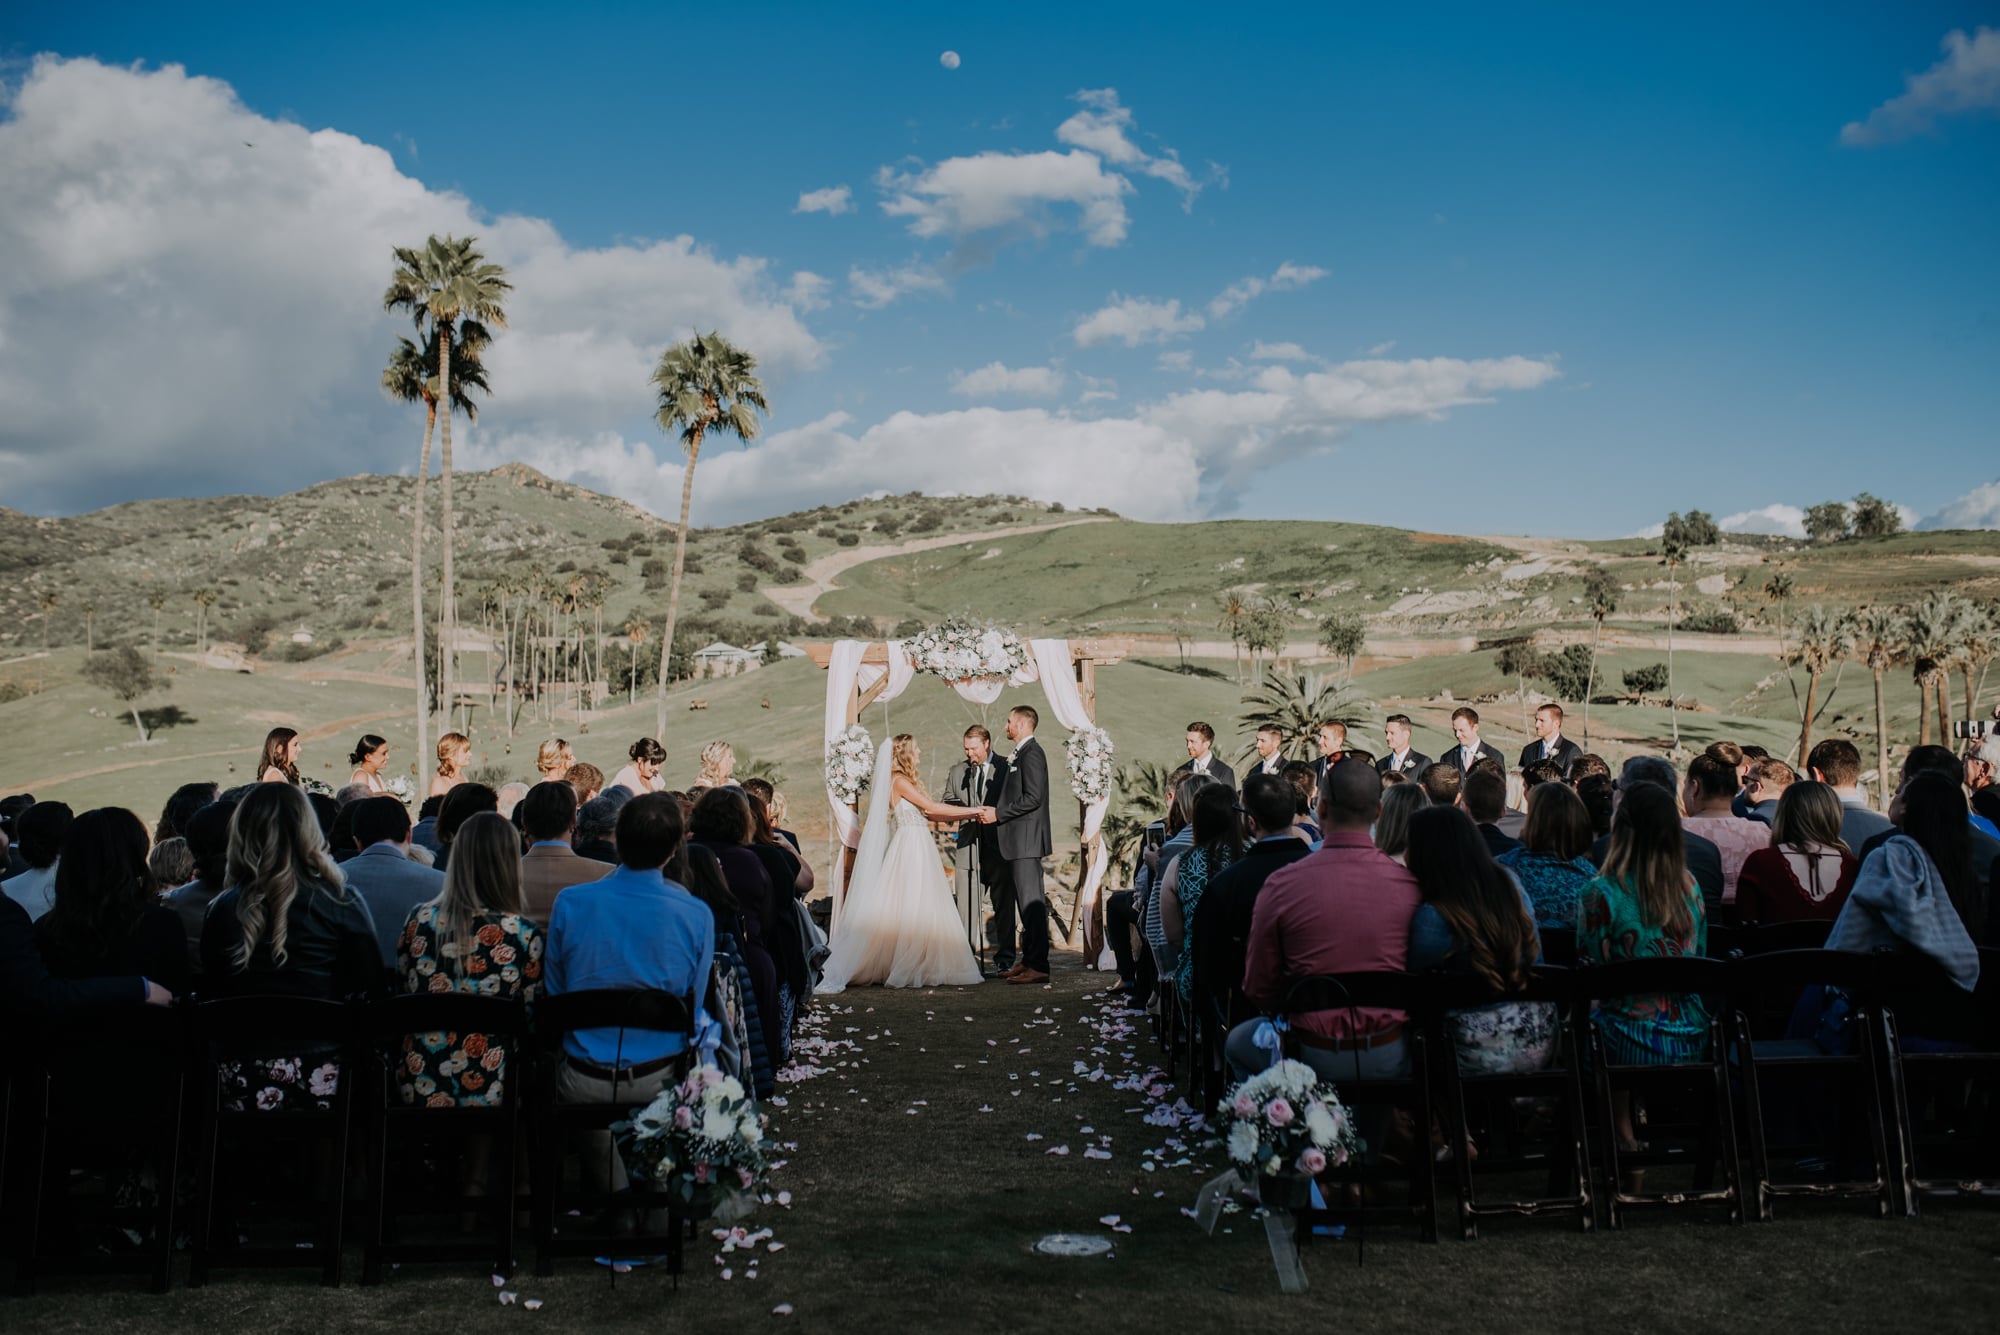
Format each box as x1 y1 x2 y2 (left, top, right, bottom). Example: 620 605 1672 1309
11 955 1997 1334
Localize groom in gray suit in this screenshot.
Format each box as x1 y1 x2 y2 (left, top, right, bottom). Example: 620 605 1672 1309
981 704 1052 984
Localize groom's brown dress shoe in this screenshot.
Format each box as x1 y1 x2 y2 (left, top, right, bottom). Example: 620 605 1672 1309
1007 969 1050 985
998 962 1028 978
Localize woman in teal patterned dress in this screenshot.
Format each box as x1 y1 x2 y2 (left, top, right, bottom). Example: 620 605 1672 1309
1576 784 1708 1151
397 812 543 1107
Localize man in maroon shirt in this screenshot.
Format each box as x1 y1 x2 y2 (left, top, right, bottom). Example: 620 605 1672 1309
1227 760 1421 1143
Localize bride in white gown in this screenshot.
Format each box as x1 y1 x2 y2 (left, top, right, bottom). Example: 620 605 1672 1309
817 735 987 992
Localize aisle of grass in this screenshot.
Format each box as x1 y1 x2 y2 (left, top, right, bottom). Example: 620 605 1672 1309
11 953 1997 1333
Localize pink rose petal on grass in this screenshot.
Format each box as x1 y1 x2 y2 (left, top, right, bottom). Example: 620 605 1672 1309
774 1304 795 1316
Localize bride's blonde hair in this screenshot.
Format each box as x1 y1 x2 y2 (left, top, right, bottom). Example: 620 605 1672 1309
891 733 920 783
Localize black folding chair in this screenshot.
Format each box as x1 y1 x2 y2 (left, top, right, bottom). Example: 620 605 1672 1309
529 988 698 1279
1727 949 1898 1220
358 993 529 1283
186 994 360 1288
1277 972 1440 1247
10 1004 188 1294
1573 955 1743 1227
1429 966 1593 1239
1878 947 2000 1212
1536 925 1578 969
1708 920 1833 961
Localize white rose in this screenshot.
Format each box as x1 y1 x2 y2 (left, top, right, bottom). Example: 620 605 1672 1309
1304 1103 1338 1146
1227 1121 1260 1165
701 1107 735 1142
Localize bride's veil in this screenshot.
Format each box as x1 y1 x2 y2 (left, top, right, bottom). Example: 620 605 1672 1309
834 739 898 937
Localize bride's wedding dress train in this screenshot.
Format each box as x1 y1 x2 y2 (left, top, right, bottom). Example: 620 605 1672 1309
816 795 983 992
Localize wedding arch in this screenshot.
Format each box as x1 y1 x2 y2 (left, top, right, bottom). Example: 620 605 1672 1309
803 619 1125 962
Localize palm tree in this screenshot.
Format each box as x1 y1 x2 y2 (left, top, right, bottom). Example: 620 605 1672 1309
1787 604 1848 763
385 234 512 754
1582 567 1618 748
1846 606 1907 792
1317 609 1366 684
36 590 59 656
1216 590 1249 683
625 620 650 706
1659 516 1690 748
1906 593 1954 748
1763 570 1795 650
1950 603 1996 725
147 588 167 656
649 331 770 736
1238 667 1370 764
1100 759 1174 884
191 588 218 655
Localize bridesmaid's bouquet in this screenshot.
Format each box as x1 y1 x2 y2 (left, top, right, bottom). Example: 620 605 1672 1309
825 725 875 804
1065 726 1115 804
385 774 416 804
1218 1060 1359 1180
614 1065 770 1215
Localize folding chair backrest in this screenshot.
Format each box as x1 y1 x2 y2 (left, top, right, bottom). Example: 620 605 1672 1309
360 992 528 1045
531 987 696 1050
1282 970 1428 1019
190 992 356 1046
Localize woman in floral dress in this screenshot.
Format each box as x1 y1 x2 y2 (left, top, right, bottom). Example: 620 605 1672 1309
396 812 543 1107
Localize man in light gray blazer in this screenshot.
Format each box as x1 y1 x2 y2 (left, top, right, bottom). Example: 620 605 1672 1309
340 796 444 966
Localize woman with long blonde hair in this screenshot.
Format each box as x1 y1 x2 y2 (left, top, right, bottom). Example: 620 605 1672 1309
396 812 543 1108
698 740 736 789
199 783 383 1111
815 733 986 992
430 732 472 798
535 737 574 784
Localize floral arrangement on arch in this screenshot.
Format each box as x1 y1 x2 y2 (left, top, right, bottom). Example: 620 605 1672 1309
1218 1059 1360 1180
1065 726 1115 804
825 725 875 804
613 1064 770 1213
903 615 1028 684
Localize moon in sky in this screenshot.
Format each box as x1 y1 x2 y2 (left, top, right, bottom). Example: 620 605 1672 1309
940 50 961 70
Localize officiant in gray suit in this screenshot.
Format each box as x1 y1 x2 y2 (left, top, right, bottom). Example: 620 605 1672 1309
940 723 1011 968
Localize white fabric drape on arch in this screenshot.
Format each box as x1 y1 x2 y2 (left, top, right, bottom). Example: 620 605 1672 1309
1022 638 1113 965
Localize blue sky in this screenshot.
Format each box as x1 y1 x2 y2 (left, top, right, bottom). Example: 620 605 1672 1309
4 2 1998 534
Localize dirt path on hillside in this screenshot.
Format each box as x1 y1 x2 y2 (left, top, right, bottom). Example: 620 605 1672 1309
2 706 412 797
763 517 1113 621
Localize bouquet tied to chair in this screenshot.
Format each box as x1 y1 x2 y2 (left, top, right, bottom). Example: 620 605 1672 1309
613 1064 770 1220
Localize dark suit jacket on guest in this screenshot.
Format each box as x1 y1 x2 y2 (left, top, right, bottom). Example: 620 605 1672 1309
1189 837 1311 1019
994 738 1051 861
1174 757 1237 791
1477 822 1524 859
1375 750 1432 778
1 892 144 1017
1518 736 1584 773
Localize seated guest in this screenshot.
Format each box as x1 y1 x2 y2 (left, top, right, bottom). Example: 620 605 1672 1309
1566 753 1612 784
1418 761 1464 812
168 798 237 971
1740 757 1796 826
342 796 445 966
610 737 668 795
1279 761 1321 845
201 783 385 1110
4 890 166 1016
2 800 72 920
1372 782 1431 864
396 811 543 1107
743 779 805 856
327 795 364 861
432 782 499 874
1519 703 1582 772
1519 759 1567 797
149 835 195 892
519 780 614 923
1854 746 2000 941
36 807 191 997
1406 806 1554 1075
1162 782 1244 1007
1592 757 1725 910
1827 771 1983 1045
545 793 714 1194
690 787 787 1078
1230 761 1421 1152
745 789 813 900
1497 780 1599 928
155 781 221 842
1576 773 1615 841
1680 752 1771 909
1142 775 1206 982
1807 738 1894 849
1 792 35 879
496 782 530 822
568 761 605 806
575 790 627 865
1968 736 2000 832
412 794 446 852
1462 765 1522 858
1190 775 1311 1027
1735 781 1858 924
1578 783 1709 1151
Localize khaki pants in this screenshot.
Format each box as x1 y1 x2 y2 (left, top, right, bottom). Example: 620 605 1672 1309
555 1059 677 1195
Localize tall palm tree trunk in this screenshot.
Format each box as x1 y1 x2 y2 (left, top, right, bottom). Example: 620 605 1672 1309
436 329 458 745
1917 672 1933 748
410 399 437 774
1583 617 1602 748
1799 668 1820 763
1936 674 1952 737
1966 667 1979 728
1872 666 1889 793
655 428 706 736
1667 568 1680 747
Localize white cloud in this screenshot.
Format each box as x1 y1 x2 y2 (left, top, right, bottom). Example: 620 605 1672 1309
949 361 1065 398
794 184 854 214
846 261 946 308
1842 27 2000 146
1920 481 2000 529
785 270 831 311
877 149 1133 248
1207 261 1329 319
1249 341 1311 362
1155 350 1193 373
0 56 823 511
1366 339 1397 356
1073 295 1205 347
1719 503 1807 538
1055 88 1207 208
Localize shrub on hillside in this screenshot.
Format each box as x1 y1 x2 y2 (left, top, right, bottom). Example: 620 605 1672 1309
1679 609 1739 635
836 533 860 547
737 572 759 593
642 558 669 588
1623 663 1670 695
